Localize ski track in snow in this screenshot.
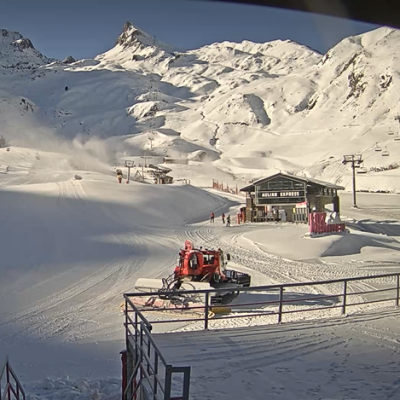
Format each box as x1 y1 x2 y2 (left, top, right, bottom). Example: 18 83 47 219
178 224 377 295
0 181 147 344
157 309 400 400
0 175 397 344
0 178 160 345
150 221 399 332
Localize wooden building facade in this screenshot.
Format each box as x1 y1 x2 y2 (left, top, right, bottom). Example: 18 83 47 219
240 173 344 223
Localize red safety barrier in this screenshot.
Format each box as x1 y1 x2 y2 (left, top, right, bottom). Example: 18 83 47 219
120 350 138 400
120 350 127 400
309 212 345 234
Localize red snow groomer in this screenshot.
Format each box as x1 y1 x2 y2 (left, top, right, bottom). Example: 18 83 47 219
133 240 251 309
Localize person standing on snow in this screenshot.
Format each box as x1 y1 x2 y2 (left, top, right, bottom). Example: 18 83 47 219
210 212 215 223
221 213 225 224
116 169 123 184
226 215 231 227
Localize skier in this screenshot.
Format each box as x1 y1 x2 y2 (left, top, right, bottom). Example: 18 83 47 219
226 215 231 227
210 212 215 223
221 213 225 224
116 169 123 184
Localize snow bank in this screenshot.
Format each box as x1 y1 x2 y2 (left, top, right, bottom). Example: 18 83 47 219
242 224 400 262
80 178 236 227
25 377 121 400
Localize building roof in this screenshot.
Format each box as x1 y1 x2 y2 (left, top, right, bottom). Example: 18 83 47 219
240 173 345 192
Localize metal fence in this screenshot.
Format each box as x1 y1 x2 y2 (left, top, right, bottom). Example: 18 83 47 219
0 357 25 400
211 179 245 196
123 296 191 400
124 272 400 331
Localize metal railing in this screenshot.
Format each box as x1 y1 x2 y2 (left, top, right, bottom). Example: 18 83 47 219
124 272 400 331
123 296 191 400
0 356 25 400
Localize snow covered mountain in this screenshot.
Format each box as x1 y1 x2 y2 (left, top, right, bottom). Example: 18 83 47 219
0 28 51 69
1 22 400 191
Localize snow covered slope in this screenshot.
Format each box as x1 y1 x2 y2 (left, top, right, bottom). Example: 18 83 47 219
1 23 400 191
0 146 242 385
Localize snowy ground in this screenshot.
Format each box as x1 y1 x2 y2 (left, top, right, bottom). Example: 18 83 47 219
0 147 243 399
0 146 399 399
156 308 400 400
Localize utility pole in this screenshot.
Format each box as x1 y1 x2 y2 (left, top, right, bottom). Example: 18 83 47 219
124 160 134 184
140 153 147 178
342 154 363 208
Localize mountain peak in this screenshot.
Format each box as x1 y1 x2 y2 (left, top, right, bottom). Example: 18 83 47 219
114 21 175 53
122 21 134 32
115 21 154 49
1 29 23 44
0 28 51 69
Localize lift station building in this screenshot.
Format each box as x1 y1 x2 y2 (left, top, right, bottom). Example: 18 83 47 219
240 173 345 223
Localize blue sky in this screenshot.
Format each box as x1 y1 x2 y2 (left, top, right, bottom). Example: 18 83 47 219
0 0 379 60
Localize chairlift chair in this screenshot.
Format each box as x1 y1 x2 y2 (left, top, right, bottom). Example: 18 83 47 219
394 134 400 141
357 164 367 174
388 128 394 135
374 142 382 151
382 146 389 156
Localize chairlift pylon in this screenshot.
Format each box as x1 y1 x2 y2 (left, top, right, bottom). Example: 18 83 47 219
382 146 389 156
374 142 382 151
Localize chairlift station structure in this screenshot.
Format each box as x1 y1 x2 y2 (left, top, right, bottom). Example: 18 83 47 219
240 173 344 223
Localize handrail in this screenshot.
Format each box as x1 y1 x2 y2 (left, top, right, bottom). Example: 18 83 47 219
124 297 170 367
125 296 152 327
0 356 7 381
124 272 400 297
0 356 26 400
125 272 400 331
123 271 400 399
123 297 191 400
0 356 7 399
125 321 167 367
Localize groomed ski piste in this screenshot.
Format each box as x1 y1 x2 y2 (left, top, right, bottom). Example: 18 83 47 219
0 146 400 400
